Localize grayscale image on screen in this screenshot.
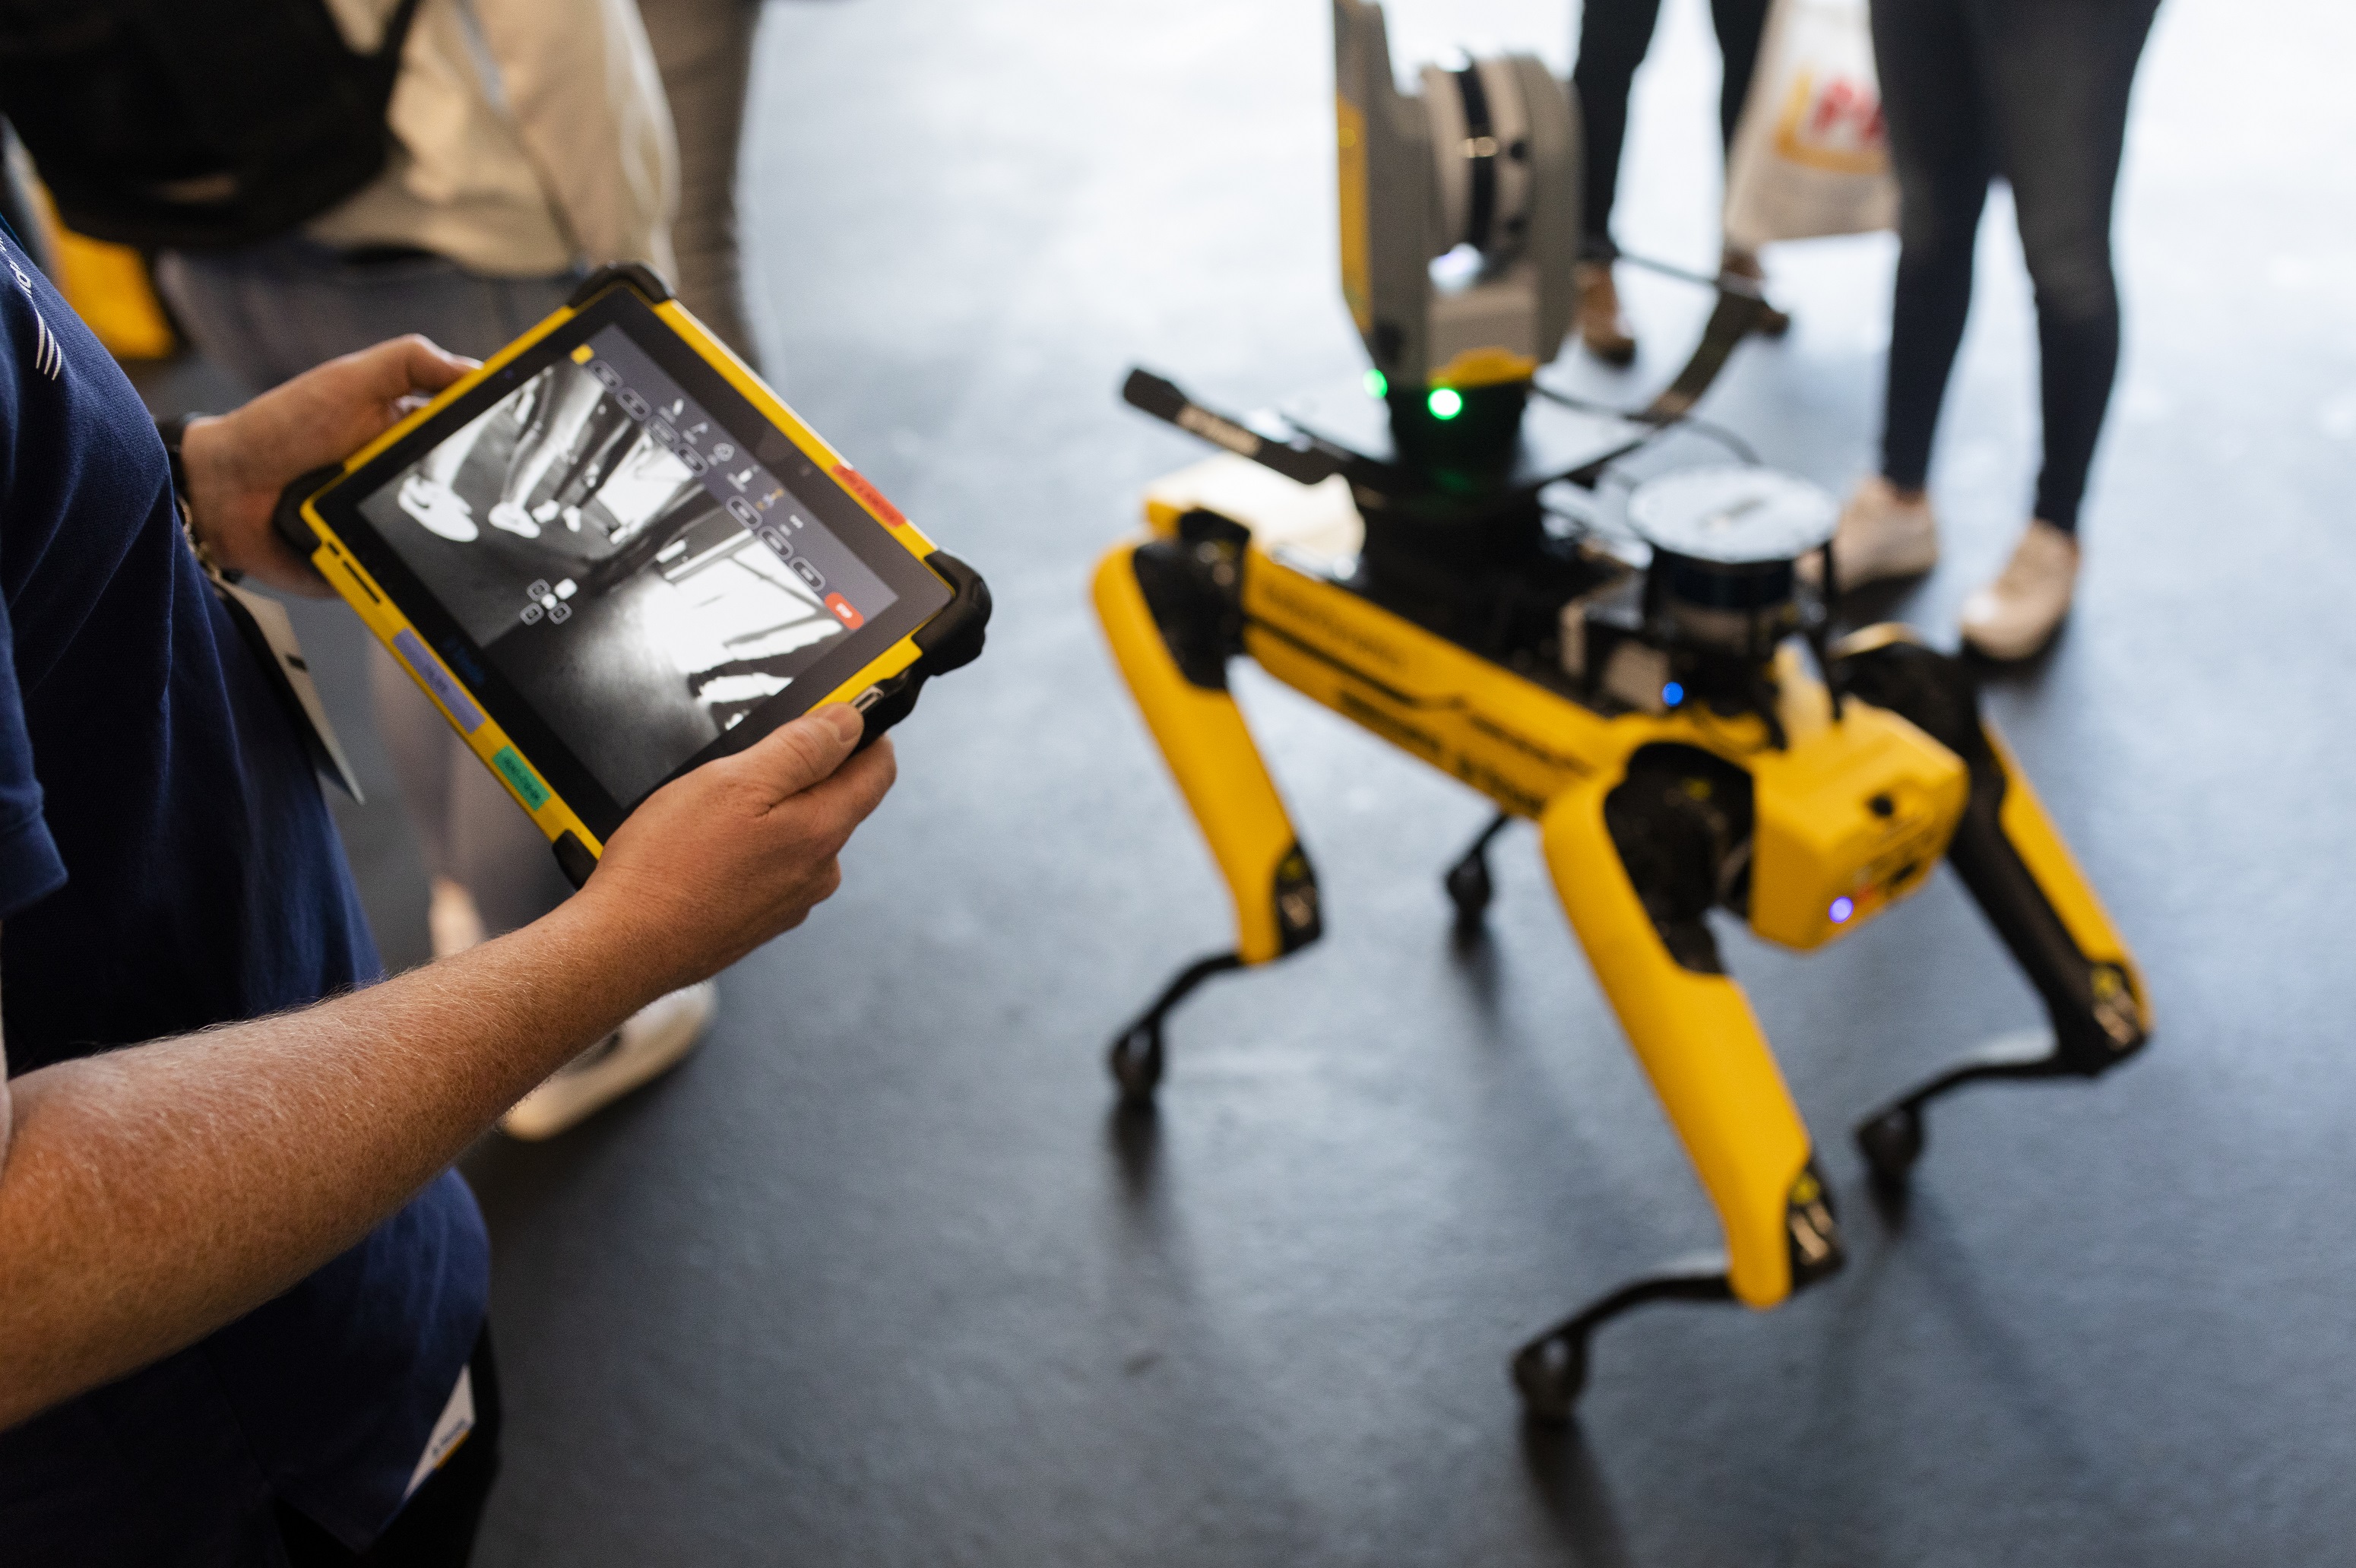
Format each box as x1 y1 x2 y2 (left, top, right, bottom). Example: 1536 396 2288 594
354 329 899 804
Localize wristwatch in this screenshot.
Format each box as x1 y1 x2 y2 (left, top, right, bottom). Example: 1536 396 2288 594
156 412 240 583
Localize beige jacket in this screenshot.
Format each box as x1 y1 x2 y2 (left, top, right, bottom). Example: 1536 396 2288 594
306 0 679 279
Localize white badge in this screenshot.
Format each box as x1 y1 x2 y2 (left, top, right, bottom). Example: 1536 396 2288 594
404 1364 476 1500
209 574 366 802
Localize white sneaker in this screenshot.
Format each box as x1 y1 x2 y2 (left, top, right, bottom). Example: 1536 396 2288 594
1805 476 1940 589
499 981 717 1141
488 501 541 539
1959 521 2079 660
399 475 478 542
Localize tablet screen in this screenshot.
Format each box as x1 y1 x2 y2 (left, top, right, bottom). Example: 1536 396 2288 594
347 323 907 807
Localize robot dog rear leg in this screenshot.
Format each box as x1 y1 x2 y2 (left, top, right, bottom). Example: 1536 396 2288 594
1093 527 1322 1103
1839 635 2153 1183
1510 775 1841 1420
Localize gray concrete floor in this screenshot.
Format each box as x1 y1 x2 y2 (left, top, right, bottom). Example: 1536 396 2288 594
138 0 2356 1561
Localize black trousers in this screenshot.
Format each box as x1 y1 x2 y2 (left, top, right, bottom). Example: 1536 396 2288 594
1871 0 2161 531
1571 0 1770 258
276 1330 502 1568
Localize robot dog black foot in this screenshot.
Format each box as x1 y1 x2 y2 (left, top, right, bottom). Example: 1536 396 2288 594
1856 1103 1926 1183
1107 952 1243 1103
1444 811 1515 928
1107 1022 1164 1102
1510 1331 1589 1421
1509 1257 1734 1424
1854 1027 2089 1187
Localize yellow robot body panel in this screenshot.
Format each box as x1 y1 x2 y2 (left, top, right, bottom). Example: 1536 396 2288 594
1538 778 1815 1307
1093 543 1306 966
1746 692 1969 950
1239 556 1609 819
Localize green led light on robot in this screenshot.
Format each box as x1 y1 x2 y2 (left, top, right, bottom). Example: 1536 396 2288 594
1363 369 1388 399
1427 386 1464 420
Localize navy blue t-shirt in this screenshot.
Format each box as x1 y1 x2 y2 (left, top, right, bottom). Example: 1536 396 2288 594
0 237 489 1561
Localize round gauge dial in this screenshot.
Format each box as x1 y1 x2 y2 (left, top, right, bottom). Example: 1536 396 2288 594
1626 466 1838 564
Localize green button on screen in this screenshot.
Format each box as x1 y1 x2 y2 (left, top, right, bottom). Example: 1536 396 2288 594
491 745 551 811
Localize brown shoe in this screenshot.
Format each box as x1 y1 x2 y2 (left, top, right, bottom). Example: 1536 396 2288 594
1959 521 2079 660
1721 245 1791 338
1575 261 1638 366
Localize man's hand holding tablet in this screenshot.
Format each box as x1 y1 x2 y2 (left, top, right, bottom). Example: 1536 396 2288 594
572 698 897 999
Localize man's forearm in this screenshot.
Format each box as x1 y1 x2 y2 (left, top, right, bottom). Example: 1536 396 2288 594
0 898 657 1430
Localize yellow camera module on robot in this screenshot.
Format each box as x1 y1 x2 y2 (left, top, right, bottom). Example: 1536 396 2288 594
1094 0 2152 1421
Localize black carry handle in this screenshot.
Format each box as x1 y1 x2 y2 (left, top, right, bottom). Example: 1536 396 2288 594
1121 368 1354 489
551 549 991 890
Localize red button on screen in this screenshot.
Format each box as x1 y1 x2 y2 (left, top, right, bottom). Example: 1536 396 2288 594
824 592 864 629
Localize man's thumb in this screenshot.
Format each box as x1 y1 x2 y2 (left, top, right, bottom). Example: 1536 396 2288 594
743 704 866 799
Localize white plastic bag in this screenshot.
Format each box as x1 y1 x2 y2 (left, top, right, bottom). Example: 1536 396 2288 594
1721 0 1898 249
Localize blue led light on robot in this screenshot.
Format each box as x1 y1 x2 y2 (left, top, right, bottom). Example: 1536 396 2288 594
1662 681 1684 706
1829 896 1856 924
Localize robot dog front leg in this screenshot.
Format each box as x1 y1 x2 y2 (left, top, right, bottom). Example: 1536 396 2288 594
1092 515 1322 1102
1511 768 1841 1421
1838 632 2152 1183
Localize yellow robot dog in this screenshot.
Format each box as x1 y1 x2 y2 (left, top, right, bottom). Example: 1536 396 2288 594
1091 0 2151 1421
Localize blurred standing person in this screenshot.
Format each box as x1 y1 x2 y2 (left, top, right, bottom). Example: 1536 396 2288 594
146 0 720 1138
1828 0 2163 659
154 0 676 392
636 0 764 367
1570 0 1785 365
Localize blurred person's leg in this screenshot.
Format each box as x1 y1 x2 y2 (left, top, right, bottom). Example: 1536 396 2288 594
1982 0 2161 537
1821 0 1991 588
1870 0 1992 500
1569 0 1661 365
1571 0 1663 262
636 0 762 366
487 366 607 538
1708 0 1771 154
1708 0 1788 335
1955 0 2161 658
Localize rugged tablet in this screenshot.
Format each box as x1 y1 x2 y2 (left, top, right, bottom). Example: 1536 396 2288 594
274 265 988 887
